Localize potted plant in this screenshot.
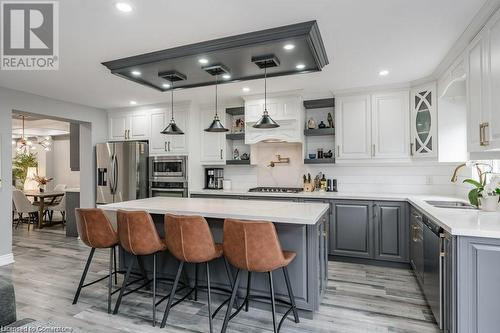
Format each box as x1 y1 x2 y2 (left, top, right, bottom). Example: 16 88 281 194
12 152 38 188
464 175 500 212
32 174 53 192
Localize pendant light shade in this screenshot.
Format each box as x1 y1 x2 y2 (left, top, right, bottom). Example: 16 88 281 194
161 80 184 135
205 74 229 132
253 64 279 129
253 110 279 128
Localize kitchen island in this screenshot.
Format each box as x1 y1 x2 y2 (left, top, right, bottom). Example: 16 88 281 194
98 197 330 318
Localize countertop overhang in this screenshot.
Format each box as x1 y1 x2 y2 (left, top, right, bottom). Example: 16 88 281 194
98 197 329 225
191 189 500 239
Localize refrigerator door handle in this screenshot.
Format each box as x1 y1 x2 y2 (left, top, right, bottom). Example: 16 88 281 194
113 155 119 194
108 155 115 194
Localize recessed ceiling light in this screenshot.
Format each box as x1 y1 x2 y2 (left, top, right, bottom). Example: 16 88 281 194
129 100 137 105
242 87 250 92
379 69 389 76
198 58 209 65
162 83 170 88
115 2 133 13
222 74 231 80
131 70 141 76
283 44 295 50
296 63 306 70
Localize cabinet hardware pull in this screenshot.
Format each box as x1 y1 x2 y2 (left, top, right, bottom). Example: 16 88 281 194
479 123 484 146
168 141 171 152
481 122 490 146
165 142 168 151
336 145 340 158
127 129 130 140
124 130 127 140
410 143 414 156
220 149 223 160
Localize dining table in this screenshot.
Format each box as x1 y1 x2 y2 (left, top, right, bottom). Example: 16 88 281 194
23 190 65 228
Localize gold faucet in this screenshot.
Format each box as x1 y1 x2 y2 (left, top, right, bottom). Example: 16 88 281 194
268 155 290 167
451 162 487 183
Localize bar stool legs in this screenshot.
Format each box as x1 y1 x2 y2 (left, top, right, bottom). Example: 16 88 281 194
268 271 277 333
221 267 300 333
206 262 213 333
73 247 117 314
160 260 184 328
221 269 242 333
282 266 300 324
72 248 95 306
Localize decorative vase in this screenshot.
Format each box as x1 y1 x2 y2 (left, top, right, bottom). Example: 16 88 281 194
480 196 499 212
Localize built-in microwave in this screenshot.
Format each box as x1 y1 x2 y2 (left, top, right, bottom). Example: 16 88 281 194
149 156 187 179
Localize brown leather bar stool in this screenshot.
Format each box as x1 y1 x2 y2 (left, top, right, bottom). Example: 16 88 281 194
221 218 300 333
72 208 119 313
160 214 237 333
113 210 167 326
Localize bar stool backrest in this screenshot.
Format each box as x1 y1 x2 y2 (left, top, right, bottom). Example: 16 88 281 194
223 219 286 273
117 210 165 256
75 208 118 248
165 214 218 263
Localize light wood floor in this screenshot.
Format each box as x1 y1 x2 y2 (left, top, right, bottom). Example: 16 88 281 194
0 225 440 333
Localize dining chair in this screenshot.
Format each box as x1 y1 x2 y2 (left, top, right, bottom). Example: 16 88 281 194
48 194 66 224
12 189 39 230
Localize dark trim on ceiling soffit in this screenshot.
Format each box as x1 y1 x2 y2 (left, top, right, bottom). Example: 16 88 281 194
101 20 329 92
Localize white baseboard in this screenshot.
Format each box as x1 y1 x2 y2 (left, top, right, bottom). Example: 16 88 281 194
0 253 14 267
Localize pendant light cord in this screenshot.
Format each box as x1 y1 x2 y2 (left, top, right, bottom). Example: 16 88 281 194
264 66 268 113
170 81 174 121
215 75 219 118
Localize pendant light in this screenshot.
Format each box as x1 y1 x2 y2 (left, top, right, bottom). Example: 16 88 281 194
161 80 184 135
205 74 229 132
253 64 279 128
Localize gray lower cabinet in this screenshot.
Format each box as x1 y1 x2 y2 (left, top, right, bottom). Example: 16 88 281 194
330 200 373 258
457 236 500 333
374 202 408 262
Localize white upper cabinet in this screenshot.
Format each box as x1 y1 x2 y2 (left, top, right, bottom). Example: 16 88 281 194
466 8 500 154
372 91 410 159
108 111 149 141
411 84 437 158
336 95 372 159
336 91 410 161
467 31 487 152
200 105 225 165
149 106 189 156
485 10 500 150
109 112 128 140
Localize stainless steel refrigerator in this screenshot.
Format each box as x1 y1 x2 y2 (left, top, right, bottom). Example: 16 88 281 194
96 141 149 204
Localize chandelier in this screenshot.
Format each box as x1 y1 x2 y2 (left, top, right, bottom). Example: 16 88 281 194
13 116 52 153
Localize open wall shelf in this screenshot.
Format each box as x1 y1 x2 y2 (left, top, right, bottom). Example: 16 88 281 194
304 158 335 164
304 128 335 136
303 98 335 164
226 159 251 165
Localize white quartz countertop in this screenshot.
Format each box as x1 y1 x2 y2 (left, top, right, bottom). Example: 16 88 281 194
98 197 329 225
191 189 500 238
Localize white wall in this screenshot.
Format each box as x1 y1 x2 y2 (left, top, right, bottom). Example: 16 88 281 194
46 137 80 189
0 86 106 263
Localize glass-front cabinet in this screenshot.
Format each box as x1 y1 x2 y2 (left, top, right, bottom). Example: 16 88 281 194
411 83 437 158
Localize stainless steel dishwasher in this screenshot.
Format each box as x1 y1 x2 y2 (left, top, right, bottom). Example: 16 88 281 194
422 216 443 329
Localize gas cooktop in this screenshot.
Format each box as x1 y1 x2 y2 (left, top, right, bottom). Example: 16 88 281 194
248 187 304 193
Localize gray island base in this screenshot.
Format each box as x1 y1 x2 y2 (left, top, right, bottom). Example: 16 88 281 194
99 197 330 319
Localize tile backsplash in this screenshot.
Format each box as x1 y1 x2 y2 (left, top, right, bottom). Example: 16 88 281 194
222 143 469 196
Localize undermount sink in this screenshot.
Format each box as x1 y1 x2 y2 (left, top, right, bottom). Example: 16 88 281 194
425 200 478 210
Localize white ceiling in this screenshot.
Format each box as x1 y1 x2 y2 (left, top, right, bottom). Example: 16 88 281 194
0 0 488 109
12 116 70 138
